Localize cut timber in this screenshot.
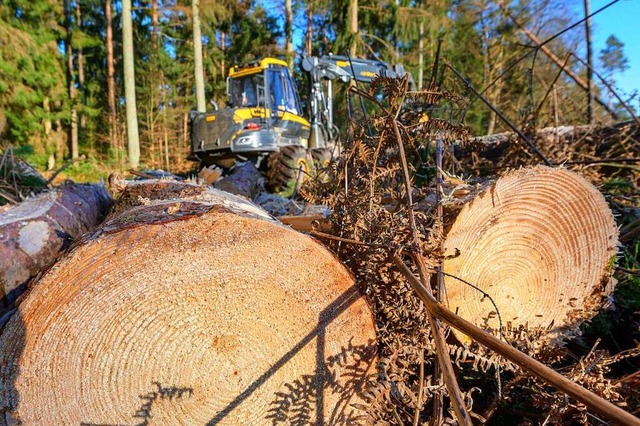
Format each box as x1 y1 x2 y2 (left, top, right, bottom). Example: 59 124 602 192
0 182 111 308
443 166 618 347
0 181 376 424
213 161 264 199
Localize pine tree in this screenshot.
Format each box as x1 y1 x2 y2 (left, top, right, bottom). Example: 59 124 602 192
122 0 140 167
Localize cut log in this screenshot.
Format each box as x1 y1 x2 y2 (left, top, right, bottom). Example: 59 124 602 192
0 182 112 309
213 161 264 199
468 122 640 170
442 166 618 347
0 181 376 424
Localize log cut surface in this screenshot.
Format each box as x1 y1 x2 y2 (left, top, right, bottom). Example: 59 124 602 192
0 181 376 425
443 166 618 346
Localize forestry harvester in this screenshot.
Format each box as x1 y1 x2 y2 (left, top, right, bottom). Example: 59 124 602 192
188 55 411 195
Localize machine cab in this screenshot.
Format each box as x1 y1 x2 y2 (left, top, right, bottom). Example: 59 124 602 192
227 58 303 119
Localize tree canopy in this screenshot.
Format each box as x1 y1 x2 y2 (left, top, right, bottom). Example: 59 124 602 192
0 0 632 171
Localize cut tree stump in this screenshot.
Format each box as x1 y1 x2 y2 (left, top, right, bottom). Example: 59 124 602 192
0 180 376 425
0 182 112 310
442 166 618 347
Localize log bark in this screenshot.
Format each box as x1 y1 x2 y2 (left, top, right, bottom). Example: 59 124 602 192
0 183 112 310
442 166 618 347
475 121 638 150
466 122 640 177
0 181 376 424
213 161 264 199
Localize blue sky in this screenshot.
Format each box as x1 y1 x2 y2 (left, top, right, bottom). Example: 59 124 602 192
576 0 639 103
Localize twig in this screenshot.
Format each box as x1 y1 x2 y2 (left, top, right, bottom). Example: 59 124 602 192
392 254 640 426
616 267 640 276
620 217 640 243
393 407 405 426
564 157 640 165
411 252 472 426
309 229 385 248
413 348 425 426
432 132 445 424
533 54 572 121
445 62 552 166
616 370 640 385
128 169 159 180
441 272 504 340
0 188 18 204
389 90 471 425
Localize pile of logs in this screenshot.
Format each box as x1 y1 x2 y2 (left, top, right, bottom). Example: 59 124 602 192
0 164 634 423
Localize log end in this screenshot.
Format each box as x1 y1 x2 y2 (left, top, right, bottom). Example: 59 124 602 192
0 202 376 423
443 166 618 348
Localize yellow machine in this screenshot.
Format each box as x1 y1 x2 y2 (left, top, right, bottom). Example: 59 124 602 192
189 56 411 195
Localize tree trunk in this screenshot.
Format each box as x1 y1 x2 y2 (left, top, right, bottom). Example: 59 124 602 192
512 20 617 119
152 0 159 51
418 18 424 90
65 0 78 160
442 166 618 348
122 0 140 168
305 3 313 56
192 0 206 113
584 0 593 124
0 180 376 424
349 0 358 57
150 0 161 167
105 0 118 155
43 97 53 169
0 183 112 312
75 1 85 130
285 0 294 64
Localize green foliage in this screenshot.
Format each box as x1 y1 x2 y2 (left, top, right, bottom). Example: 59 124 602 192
599 35 629 78
0 0 634 172
0 21 66 145
62 158 111 182
13 144 49 170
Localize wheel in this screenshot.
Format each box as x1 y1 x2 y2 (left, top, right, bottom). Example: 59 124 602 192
310 148 333 183
266 145 314 197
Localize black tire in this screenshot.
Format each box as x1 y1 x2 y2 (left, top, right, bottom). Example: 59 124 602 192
266 145 314 197
310 148 333 183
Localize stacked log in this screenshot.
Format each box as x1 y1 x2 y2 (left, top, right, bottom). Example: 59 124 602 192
213 162 264 198
442 166 618 347
0 182 111 310
0 181 376 424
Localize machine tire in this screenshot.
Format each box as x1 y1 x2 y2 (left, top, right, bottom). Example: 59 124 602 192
310 148 333 183
267 145 314 197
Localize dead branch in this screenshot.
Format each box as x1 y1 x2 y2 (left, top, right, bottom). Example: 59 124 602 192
392 254 640 426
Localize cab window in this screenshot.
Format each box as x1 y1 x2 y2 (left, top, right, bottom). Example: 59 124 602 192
229 74 262 107
267 68 300 115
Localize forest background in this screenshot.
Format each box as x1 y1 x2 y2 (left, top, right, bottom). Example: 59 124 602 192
0 0 636 179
